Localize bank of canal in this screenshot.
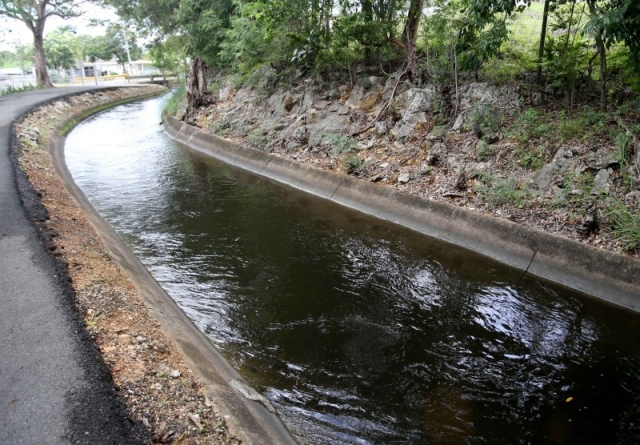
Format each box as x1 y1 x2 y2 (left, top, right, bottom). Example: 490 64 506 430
65 96 640 444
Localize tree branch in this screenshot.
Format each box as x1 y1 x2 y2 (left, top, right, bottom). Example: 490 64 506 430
351 65 409 137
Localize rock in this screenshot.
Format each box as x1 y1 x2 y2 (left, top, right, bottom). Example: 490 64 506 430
527 148 579 196
592 169 611 194
578 203 599 237
136 336 147 344
452 113 465 131
426 154 439 166
458 83 520 115
625 191 640 206
419 164 432 175
375 121 389 135
315 100 329 110
345 85 365 107
292 126 308 145
337 106 350 115
325 89 339 100
398 173 410 184
274 121 288 131
587 148 619 170
307 114 348 146
390 122 414 140
188 413 202 428
401 88 433 125
169 369 181 379
447 155 464 174
379 162 389 169
284 95 295 112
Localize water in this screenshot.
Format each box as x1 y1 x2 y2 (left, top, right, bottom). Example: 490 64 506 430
65 96 640 444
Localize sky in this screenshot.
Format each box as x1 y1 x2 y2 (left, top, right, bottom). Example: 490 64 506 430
0 3 119 51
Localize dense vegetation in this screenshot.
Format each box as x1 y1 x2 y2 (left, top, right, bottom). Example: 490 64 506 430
103 0 640 106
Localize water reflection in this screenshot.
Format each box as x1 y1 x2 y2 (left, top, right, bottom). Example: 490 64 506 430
65 97 640 444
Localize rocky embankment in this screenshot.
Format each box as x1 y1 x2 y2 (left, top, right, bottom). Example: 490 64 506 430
185 69 640 258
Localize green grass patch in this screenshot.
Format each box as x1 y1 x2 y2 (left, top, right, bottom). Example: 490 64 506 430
164 85 186 116
1 84 47 96
608 200 640 250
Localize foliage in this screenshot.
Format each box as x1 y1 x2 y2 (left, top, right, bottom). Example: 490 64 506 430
0 44 33 70
85 26 142 70
509 109 549 144
148 35 189 75
0 0 81 86
325 133 358 157
476 177 529 207
164 84 186 115
0 83 44 96
92 0 640 105
608 199 640 250
45 26 80 69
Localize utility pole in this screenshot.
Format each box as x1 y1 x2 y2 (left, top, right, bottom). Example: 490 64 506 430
121 30 133 77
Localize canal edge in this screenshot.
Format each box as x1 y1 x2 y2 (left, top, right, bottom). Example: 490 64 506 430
42 92 299 445
163 113 640 313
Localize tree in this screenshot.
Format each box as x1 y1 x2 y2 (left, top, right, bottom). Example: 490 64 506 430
85 26 142 74
401 0 424 77
0 0 81 87
148 35 189 75
45 26 79 69
458 0 527 78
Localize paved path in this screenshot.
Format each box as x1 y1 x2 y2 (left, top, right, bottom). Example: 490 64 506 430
0 87 144 444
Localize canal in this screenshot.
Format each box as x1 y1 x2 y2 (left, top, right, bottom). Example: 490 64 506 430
65 96 640 444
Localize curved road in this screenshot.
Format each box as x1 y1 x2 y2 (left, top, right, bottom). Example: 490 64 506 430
0 87 145 444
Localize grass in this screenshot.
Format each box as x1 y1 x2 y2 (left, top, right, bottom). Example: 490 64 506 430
475 176 530 208
164 85 186 115
0 83 46 96
608 200 640 250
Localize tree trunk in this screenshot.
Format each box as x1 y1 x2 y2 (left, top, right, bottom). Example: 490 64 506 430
33 32 53 87
536 0 551 86
597 36 607 110
586 0 607 110
401 0 424 78
185 56 208 122
362 0 374 62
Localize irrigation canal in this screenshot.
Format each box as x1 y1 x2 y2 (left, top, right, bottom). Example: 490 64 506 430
64 95 640 444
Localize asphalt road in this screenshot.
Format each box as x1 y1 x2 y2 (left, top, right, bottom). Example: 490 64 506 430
0 87 146 444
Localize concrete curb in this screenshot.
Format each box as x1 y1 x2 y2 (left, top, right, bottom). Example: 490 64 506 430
164 113 640 312
45 94 297 445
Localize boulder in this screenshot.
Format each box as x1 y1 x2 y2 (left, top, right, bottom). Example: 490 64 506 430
586 148 619 170
592 169 611 194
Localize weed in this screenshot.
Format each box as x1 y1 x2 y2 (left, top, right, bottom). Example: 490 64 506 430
247 129 268 149
515 144 548 170
165 85 186 115
615 133 632 167
510 108 550 144
325 133 357 157
470 104 500 134
345 155 369 174
475 140 493 161
0 83 45 96
608 200 640 250
359 77 374 90
477 177 529 207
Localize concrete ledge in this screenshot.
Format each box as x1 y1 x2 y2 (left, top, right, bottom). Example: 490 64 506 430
164 113 640 312
46 94 297 445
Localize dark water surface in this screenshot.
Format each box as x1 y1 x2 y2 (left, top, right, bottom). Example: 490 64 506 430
65 97 640 444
